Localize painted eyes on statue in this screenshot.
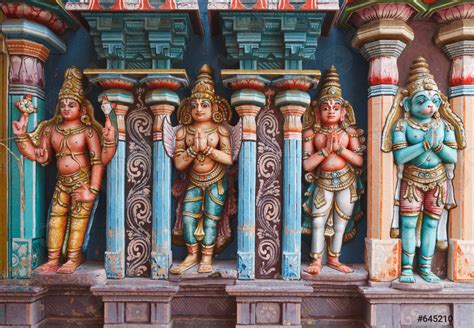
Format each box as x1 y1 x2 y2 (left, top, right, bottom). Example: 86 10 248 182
321 105 340 111
191 100 211 110
414 95 441 106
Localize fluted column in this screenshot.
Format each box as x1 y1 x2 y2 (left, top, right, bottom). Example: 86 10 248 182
224 76 268 280
141 74 188 279
274 77 313 280
434 3 474 282
350 4 415 282
88 73 137 279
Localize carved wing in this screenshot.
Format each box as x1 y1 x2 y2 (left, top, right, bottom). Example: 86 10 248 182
224 120 242 162
162 116 181 158
381 88 404 152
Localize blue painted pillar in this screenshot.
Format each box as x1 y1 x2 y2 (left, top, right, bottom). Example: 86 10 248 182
88 80 137 279
275 87 311 280
142 75 188 279
227 85 267 280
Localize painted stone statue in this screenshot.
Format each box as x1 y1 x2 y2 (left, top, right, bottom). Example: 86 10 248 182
163 64 240 274
382 57 466 283
12 67 117 274
301 66 365 275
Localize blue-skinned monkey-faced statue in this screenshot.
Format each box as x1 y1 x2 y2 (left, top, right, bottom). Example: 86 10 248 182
382 57 466 284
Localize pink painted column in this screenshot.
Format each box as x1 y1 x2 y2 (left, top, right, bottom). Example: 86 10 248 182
350 4 415 282
434 3 474 282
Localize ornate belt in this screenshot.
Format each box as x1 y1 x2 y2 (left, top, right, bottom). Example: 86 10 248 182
316 165 355 192
56 168 91 193
403 164 446 191
190 163 225 188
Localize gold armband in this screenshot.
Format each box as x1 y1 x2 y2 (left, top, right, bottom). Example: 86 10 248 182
302 152 311 160
392 142 407 151
318 149 329 158
335 146 344 155
89 151 103 166
187 147 197 159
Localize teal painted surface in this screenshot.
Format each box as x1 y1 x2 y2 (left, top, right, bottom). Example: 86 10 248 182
82 12 195 69
282 139 302 280
220 12 325 70
8 94 46 278
151 141 172 279
237 141 256 280
105 141 126 279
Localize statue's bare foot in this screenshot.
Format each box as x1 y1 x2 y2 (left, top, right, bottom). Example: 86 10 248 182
304 258 322 275
198 263 213 273
327 256 353 273
36 259 61 273
57 255 84 274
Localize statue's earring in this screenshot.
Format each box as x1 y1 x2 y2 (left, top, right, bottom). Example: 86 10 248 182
212 111 223 123
433 111 440 119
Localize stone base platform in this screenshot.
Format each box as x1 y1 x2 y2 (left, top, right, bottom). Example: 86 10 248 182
1 261 474 327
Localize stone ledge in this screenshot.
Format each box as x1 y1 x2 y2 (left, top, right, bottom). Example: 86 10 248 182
31 261 106 287
169 260 237 282
301 263 368 286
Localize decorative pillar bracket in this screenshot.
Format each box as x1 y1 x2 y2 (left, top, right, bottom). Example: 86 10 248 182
223 71 269 280
140 71 189 280
86 70 139 279
66 2 203 69
209 1 339 70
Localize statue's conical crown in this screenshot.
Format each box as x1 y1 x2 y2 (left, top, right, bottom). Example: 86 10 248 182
58 66 84 104
319 66 343 102
191 64 216 102
406 56 439 96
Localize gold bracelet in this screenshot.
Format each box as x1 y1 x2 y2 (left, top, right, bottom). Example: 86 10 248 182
434 143 443 153
89 187 100 195
187 148 197 158
335 146 344 155
423 141 431 151
318 149 328 158
103 140 116 148
15 134 29 142
204 146 214 157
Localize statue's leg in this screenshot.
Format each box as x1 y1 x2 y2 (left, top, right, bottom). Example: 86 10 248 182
199 179 227 273
57 199 93 274
170 186 202 274
418 184 446 283
305 187 333 275
327 186 356 273
399 181 423 283
39 187 70 272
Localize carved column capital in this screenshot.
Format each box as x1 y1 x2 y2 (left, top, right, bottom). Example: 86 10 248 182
223 73 269 141
141 73 188 141
434 4 474 96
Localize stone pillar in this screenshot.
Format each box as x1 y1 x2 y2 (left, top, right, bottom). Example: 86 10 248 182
88 74 137 279
274 79 311 281
1 14 68 278
350 4 415 282
434 3 474 282
141 74 188 279
223 76 268 280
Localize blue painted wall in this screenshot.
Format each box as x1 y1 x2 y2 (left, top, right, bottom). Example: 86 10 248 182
44 0 368 264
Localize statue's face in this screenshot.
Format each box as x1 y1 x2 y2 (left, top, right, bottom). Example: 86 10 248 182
60 98 82 122
319 99 343 125
405 90 442 120
191 98 212 123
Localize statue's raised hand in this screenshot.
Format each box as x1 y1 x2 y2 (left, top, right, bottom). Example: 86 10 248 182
102 115 115 142
192 130 200 153
12 113 29 136
34 138 49 164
